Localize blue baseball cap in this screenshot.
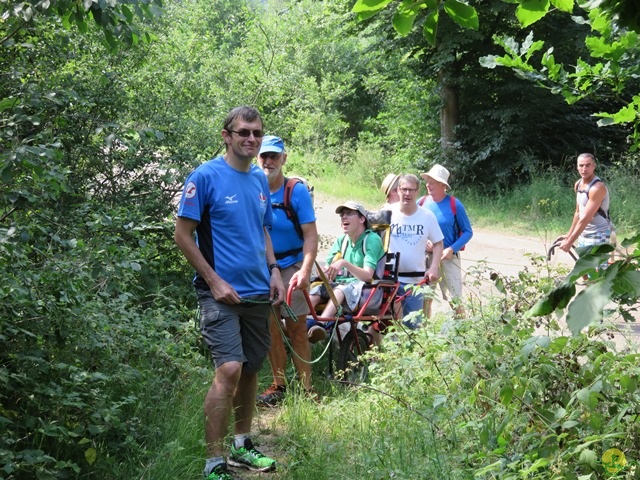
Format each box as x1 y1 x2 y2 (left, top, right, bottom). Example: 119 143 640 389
259 135 285 154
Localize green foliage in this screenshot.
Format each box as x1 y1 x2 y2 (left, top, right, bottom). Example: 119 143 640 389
352 0 479 43
258 255 640 478
1 5 203 477
480 3 640 151
0 0 163 51
355 263 639 478
528 236 640 334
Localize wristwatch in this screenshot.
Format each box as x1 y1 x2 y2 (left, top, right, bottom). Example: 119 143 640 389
268 263 281 274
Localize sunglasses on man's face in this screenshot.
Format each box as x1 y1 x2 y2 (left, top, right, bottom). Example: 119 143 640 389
259 152 282 161
226 129 265 138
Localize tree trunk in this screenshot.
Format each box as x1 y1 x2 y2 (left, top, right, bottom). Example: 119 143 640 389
439 71 458 151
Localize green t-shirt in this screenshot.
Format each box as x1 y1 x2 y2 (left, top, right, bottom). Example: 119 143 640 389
326 229 385 283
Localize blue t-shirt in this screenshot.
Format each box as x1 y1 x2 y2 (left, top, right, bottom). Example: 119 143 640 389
177 156 273 297
270 181 316 268
422 195 473 253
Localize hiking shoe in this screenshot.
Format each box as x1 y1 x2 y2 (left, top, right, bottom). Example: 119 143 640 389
256 384 286 407
228 438 276 472
308 325 327 344
205 462 235 480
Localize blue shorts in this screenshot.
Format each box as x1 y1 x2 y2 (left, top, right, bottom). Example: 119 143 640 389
196 289 271 374
397 283 424 329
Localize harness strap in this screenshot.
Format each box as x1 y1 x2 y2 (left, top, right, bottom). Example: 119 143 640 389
275 247 303 260
576 177 610 220
398 271 425 277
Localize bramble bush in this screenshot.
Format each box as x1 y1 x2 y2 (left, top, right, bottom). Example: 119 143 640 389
359 258 640 479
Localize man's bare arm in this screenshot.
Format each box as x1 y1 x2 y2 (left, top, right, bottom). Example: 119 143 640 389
290 221 318 291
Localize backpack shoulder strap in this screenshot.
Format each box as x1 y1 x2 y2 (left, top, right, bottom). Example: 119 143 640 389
340 234 349 258
282 176 300 216
450 195 461 236
576 177 601 196
276 176 304 240
587 177 602 197
417 195 426 207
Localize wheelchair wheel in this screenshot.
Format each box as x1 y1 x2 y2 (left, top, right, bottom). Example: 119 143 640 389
336 330 369 383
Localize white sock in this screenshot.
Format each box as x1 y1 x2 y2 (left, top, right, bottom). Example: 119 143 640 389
234 434 249 449
204 456 224 475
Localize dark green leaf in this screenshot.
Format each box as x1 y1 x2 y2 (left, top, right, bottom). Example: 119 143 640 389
499 386 513 405
423 9 439 46
526 281 575 317
613 270 640 296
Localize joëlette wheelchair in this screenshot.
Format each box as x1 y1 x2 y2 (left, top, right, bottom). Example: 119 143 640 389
285 210 401 383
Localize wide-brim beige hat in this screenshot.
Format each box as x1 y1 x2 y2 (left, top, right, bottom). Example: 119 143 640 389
420 164 450 188
380 173 400 196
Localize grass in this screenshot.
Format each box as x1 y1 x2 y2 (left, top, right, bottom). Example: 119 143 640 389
132 366 211 479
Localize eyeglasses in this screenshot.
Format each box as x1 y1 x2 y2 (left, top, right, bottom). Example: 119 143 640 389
226 129 265 138
340 210 360 217
399 188 418 194
259 152 282 160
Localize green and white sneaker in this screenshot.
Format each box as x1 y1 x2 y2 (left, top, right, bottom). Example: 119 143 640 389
205 462 235 480
228 438 276 472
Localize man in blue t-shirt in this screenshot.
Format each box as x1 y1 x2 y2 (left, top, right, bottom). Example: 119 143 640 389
174 106 284 480
255 136 318 407
420 164 473 318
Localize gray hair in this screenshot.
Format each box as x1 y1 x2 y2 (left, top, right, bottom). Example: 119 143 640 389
398 174 420 189
577 152 596 163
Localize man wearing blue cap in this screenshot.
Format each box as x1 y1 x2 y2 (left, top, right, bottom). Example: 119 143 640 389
256 135 318 406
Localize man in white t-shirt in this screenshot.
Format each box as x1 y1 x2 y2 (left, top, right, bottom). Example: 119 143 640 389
388 174 444 328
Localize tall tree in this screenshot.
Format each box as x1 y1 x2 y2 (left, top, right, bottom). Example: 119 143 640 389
352 0 636 186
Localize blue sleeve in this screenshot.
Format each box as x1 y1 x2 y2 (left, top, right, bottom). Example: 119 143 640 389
291 182 316 225
177 169 207 221
259 172 273 228
451 199 473 253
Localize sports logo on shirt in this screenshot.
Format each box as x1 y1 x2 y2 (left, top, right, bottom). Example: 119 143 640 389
225 194 238 204
185 182 196 199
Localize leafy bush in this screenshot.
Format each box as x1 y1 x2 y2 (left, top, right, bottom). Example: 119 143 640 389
361 260 640 479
